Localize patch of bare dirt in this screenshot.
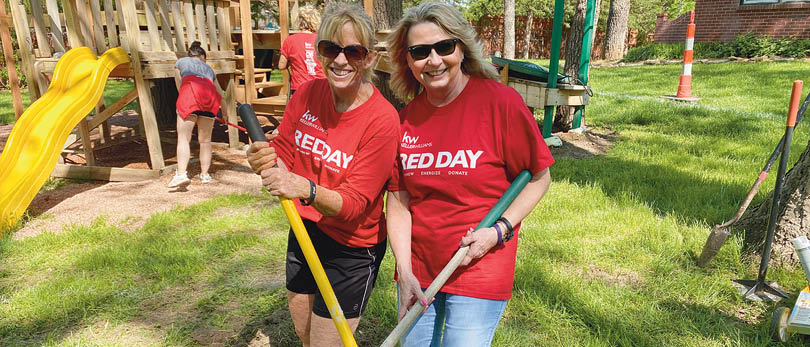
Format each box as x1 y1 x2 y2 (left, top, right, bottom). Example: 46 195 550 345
5 111 262 239
15 146 261 239
569 264 646 288
549 128 617 159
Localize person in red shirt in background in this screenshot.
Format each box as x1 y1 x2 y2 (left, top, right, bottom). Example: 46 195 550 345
279 5 326 97
386 2 554 346
246 3 398 346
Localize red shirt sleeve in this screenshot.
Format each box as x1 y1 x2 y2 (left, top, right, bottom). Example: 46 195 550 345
280 36 292 58
271 80 311 165
502 87 554 179
333 99 400 222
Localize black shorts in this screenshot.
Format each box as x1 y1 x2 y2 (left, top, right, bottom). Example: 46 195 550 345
286 220 386 319
191 110 217 119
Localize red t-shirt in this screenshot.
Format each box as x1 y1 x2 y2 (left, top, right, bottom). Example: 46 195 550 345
389 77 554 300
272 79 399 248
281 33 326 90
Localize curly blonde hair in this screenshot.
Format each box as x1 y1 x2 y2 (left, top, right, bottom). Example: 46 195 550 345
297 5 321 32
317 2 377 81
387 2 498 102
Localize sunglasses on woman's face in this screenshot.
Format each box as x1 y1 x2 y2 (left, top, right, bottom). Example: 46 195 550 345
317 40 369 62
407 38 460 61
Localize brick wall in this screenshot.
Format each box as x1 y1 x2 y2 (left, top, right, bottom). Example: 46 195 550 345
474 15 640 59
655 0 810 43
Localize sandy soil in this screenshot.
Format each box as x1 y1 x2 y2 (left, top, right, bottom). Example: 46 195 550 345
1 112 262 240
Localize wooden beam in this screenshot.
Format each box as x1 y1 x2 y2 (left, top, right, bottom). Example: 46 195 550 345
78 119 96 166
61 0 83 50
121 0 165 170
52 164 160 182
29 0 52 57
157 0 175 51
280 0 289 96
0 0 23 119
88 88 138 129
89 0 107 51
225 75 238 148
74 0 95 53
45 0 65 51
205 0 218 50
9 0 39 100
364 0 373 20
239 0 254 105
170 0 186 50
141 60 235 79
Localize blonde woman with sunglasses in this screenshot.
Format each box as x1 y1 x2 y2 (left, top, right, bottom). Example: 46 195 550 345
246 3 399 346
385 2 553 346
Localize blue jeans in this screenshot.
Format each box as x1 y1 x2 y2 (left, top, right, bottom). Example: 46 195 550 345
398 286 508 347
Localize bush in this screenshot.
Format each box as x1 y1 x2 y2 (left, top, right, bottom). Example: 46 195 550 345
622 33 810 62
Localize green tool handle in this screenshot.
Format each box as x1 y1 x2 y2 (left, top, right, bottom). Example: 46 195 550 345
380 170 532 347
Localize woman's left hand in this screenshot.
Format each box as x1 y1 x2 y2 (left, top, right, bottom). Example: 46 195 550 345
261 167 310 200
459 227 499 266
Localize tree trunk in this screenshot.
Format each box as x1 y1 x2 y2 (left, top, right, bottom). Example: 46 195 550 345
737 139 810 266
373 0 405 110
503 0 515 59
522 15 533 59
373 0 401 30
603 0 630 61
556 0 601 132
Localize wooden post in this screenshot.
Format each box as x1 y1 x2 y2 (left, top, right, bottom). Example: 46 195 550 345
121 0 165 170
364 0 373 20
78 119 96 165
239 0 254 104
226 76 238 148
0 0 23 119
9 0 40 101
62 0 84 50
280 0 289 96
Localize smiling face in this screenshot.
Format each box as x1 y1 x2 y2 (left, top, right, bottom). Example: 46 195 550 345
406 21 465 99
321 22 373 97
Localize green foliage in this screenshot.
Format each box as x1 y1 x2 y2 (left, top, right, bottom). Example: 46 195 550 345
622 34 810 62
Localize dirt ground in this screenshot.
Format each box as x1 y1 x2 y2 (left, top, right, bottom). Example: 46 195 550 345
2 113 615 240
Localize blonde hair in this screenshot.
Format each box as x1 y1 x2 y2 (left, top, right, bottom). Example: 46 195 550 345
387 2 498 101
317 2 377 81
297 5 321 32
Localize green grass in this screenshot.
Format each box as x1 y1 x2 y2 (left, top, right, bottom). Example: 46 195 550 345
3 61 810 345
0 88 30 125
0 79 136 126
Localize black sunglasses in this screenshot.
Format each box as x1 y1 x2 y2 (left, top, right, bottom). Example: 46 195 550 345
407 38 460 61
317 40 369 62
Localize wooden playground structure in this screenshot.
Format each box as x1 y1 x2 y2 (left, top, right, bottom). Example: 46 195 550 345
4 0 243 181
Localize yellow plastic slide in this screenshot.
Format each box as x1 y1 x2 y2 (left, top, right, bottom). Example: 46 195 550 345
0 47 130 230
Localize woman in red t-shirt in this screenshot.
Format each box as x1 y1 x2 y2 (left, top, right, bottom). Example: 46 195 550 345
246 3 398 346
385 2 554 345
279 5 326 96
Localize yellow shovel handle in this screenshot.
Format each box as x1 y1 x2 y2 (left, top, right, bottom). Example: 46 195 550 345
280 198 358 347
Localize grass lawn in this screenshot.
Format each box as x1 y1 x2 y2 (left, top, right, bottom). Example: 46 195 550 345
2 61 810 345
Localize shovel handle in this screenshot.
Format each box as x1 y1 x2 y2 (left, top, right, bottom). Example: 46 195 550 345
239 104 357 347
